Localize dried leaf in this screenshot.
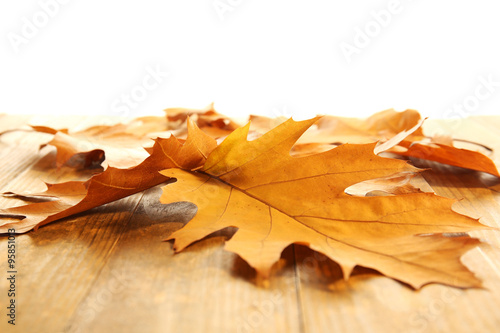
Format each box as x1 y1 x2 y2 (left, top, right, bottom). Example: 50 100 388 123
31 116 171 169
161 117 491 288
396 140 500 177
250 109 425 145
252 109 500 177
166 103 240 140
0 119 216 233
345 172 424 197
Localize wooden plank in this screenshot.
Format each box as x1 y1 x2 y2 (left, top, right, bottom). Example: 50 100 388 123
0 115 147 332
0 190 147 332
64 187 302 333
1 115 500 333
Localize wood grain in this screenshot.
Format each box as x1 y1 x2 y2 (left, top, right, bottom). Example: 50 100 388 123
0 115 499 333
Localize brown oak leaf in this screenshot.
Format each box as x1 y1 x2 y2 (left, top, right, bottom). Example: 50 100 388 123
394 140 500 177
251 109 500 177
30 116 171 169
165 103 241 140
160 117 492 289
0 118 216 233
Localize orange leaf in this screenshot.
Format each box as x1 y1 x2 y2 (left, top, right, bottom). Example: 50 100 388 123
396 140 500 177
250 108 425 145
252 109 500 177
165 103 240 140
31 116 171 169
161 117 491 289
0 118 216 233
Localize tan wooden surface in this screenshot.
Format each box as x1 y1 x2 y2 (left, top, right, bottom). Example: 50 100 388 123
0 114 499 333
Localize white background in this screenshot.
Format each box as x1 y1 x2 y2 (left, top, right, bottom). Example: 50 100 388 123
1 0 500 120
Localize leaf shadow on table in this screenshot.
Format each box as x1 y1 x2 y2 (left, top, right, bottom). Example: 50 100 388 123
292 245 401 291
411 157 500 189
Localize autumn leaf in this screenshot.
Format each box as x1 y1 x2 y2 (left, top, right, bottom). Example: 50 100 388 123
161 117 491 288
31 116 172 169
0 118 216 233
250 109 425 145
251 109 500 177
166 103 241 141
15 104 239 170
394 140 500 177
345 172 425 197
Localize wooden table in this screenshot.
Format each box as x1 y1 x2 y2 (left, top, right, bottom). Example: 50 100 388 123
0 114 499 333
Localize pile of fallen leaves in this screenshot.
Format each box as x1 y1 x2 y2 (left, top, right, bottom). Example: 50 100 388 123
1 105 498 289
